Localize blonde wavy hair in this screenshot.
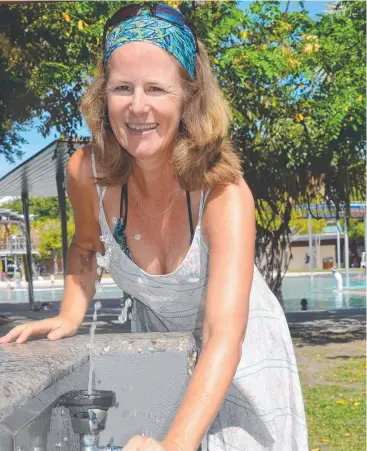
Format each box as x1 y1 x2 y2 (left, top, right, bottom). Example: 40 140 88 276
81 40 242 190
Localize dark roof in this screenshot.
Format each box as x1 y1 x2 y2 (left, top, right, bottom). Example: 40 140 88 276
0 140 82 197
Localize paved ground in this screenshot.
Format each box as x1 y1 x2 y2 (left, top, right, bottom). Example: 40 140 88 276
1 299 365 343
287 308 366 346
287 307 366 386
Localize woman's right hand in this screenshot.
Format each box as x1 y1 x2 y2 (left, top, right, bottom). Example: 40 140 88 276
0 315 80 344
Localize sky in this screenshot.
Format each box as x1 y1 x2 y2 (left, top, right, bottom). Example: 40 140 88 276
0 0 333 179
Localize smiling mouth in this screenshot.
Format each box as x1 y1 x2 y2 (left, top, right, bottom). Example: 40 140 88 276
125 123 159 132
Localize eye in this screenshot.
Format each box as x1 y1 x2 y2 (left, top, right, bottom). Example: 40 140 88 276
149 86 164 93
115 85 132 92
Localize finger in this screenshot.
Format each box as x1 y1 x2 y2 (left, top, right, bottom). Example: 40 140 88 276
47 324 73 341
122 435 145 451
0 324 27 343
16 326 37 344
16 319 59 344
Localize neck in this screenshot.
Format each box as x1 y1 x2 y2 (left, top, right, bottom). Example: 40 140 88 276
130 153 179 201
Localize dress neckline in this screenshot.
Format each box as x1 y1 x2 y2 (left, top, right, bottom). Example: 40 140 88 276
99 191 204 279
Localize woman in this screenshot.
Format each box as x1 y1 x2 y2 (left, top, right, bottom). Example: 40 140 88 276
0 4 308 450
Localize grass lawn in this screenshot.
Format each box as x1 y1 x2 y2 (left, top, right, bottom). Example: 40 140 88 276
300 355 366 450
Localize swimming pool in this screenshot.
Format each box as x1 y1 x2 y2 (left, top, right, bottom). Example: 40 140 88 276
0 273 365 312
282 273 366 312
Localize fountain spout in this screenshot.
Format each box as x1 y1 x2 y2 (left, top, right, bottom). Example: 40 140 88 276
58 390 123 451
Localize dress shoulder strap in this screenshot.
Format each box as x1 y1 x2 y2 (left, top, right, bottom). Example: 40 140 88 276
198 189 211 220
91 151 106 202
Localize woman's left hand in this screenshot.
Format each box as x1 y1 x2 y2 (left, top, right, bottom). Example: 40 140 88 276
122 435 182 451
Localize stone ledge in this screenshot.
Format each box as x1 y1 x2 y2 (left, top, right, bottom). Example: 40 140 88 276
0 331 196 423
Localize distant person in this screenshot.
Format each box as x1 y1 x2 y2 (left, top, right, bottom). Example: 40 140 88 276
300 298 308 311
351 254 359 268
360 252 366 269
304 253 310 264
331 266 343 291
15 271 21 288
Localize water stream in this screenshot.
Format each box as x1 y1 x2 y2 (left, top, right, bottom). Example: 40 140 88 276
88 280 102 395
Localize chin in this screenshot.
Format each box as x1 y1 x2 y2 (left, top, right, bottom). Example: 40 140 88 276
124 138 175 160
125 144 163 160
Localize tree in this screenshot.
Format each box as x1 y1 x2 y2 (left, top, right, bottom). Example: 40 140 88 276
3 196 72 220
1 1 365 298
184 0 365 296
34 217 75 273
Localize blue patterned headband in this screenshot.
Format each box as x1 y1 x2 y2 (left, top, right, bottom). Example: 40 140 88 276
104 10 197 79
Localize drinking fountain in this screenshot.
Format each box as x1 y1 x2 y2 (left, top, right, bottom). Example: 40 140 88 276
58 390 123 451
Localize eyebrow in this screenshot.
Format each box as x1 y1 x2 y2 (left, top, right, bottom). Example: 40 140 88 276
109 77 171 85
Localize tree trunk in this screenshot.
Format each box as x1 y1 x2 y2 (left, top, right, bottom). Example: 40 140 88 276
53 250 58 276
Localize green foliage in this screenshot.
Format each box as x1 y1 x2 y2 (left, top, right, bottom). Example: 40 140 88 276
34 217 74 260
290 215 327 235
341 218 365 243
0 1 365 296
188 0 365 295
3 197 72 219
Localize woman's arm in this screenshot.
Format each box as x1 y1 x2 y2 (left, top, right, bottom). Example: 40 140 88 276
0 146 103 343
164 178 255 451
59 146 104 326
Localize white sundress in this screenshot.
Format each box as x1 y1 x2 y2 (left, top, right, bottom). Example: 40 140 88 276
92 154 309 450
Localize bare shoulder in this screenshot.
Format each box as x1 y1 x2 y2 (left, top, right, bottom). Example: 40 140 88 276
66 145 102 250
66 144 95 188
204 177 255 222
202 178 255 248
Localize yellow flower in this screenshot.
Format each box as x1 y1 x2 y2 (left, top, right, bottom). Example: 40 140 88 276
344 433 351 437
214 58 219 65
336 400 347 405
354 402 361 407
167 1 180 8
281 22 292 31
303 43 314 53
78 20 84 31
62 12 71 22
289 58 300 67
321 439 329 444
296 113 304 122
358 95 363 101
343 105 349 111
241 31 249 39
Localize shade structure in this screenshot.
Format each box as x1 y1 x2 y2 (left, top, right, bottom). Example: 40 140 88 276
0 140 82 309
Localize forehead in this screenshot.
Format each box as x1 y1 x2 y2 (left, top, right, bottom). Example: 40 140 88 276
108 42 181 82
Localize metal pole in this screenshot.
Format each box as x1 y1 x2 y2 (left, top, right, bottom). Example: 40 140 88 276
344 220 350 288
308 214 313 279
21 192 34 310
364 213 367 266
316 235 321 269
57 170 68 276
336 220 341 268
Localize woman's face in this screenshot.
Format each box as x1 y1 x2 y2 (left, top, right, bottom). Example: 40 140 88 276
107 42 184 161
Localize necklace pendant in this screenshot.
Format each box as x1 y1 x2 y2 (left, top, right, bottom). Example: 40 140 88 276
135 234 142 241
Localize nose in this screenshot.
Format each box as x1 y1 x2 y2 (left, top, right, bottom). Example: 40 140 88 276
129 88 149 116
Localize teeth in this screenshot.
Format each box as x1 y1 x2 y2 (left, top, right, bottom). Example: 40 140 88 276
127 124 158 131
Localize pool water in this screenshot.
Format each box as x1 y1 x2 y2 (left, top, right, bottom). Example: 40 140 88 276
282 273 366 311
0 274 365 312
